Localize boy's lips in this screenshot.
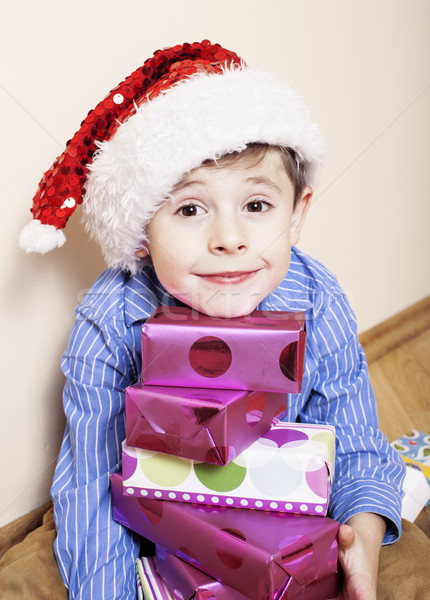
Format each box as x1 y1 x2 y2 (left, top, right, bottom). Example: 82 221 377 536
196 270 260 285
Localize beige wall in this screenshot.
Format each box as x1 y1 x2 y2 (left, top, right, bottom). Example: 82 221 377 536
1 0 429 526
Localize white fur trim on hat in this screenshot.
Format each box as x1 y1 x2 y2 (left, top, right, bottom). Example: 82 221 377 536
83 65 324 274
18 219 66 254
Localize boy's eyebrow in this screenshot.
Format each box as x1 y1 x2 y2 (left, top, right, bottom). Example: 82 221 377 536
172 175 283 193
171 178 205 192
245 176 282 192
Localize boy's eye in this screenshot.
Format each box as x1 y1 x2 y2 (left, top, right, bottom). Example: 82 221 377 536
177 204 205 217
245 200 271 213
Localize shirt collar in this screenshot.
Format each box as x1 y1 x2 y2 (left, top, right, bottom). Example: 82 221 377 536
123 265 177 327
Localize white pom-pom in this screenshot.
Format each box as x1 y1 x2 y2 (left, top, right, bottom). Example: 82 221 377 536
18 220 66 254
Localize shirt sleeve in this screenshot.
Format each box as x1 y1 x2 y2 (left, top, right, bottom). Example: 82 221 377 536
51 303 141 599
298 287 406 544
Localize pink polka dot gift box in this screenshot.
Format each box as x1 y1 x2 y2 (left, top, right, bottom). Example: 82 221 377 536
122 422 335 516
111 472 340 600
125 384 287 466
140 306 306 394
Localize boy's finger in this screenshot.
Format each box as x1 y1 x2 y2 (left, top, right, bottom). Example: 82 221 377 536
338 523 356 548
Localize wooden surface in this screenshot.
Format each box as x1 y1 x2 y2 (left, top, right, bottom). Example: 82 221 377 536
359 296 430 365
360 297 430 537
360 296 430 443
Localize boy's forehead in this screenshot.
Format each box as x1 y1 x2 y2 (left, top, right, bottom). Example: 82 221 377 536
171 150 289 192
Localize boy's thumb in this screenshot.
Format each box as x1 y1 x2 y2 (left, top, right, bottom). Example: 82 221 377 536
338 523 356 549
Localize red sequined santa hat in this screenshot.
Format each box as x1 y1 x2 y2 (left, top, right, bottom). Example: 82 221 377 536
19 40 324 273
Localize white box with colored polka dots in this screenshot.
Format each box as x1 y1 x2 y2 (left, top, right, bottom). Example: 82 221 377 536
122 421 335 515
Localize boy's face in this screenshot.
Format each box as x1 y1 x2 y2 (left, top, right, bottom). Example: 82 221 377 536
138 150 312 318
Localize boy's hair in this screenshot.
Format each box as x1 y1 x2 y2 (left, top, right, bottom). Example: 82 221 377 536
202 144 307 207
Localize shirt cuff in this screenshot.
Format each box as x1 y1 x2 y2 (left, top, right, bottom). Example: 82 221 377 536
328 479 403 544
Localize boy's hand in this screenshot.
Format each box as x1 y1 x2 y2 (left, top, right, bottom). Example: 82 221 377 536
338 513 386 600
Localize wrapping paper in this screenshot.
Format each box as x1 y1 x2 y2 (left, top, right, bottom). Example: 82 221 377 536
112 473 339 600
137 571 143 600
400 465 430 522
391 429 430 507
154 548 340 600
123 422 335 515
141 306 306 393
154 549 253 600
136 556 173 600
125 384 287 465
391 430 430 480
136 552 340 600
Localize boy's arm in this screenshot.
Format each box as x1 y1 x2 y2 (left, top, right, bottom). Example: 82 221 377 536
297 289 405 598
299 288 405 542
51 305 141 599
321 337 405 543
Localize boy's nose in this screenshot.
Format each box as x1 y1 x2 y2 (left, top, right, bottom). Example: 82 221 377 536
208 218 248 254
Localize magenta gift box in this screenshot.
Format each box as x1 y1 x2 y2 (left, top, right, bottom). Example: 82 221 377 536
125 384 287 465
141 306 306 393
136 552 340 600
154 549 254 600
111 473 339 600
122 422 335 515
136 552 249 600
154 548 340 600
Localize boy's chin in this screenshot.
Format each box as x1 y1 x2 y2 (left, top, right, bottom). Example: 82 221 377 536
199 308 253 319
181 296 261 319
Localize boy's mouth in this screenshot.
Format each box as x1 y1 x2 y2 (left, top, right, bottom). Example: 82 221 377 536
197 270 260 285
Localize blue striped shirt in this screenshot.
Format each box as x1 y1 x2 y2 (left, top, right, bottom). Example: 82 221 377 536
51 247 405 599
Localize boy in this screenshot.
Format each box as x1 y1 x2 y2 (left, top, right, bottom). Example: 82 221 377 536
19 41 405 599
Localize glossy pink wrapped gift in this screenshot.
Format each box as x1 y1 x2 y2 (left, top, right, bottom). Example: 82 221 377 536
136 553 248 600
141 307 306 393
125 384 287 465
154 548 340 600
154 549 251 600
111 473 339 600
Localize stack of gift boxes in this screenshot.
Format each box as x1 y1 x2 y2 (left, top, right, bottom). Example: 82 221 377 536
111 306 341 600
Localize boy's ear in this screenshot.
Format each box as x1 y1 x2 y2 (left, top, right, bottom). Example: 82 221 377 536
290 187 313 246
135 245 150 258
